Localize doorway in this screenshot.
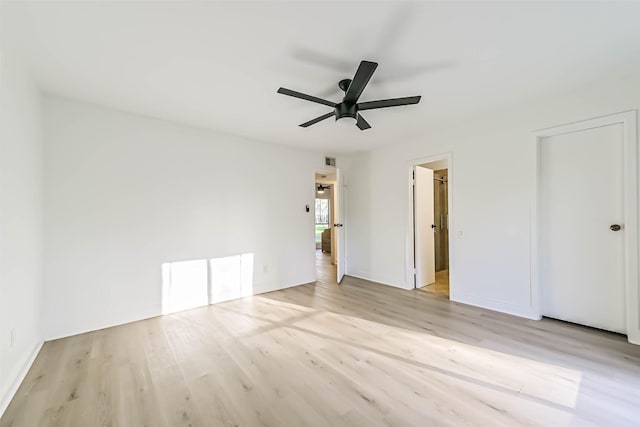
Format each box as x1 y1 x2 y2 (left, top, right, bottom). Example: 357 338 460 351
315 184 331 252
410 154 452 298
533 111 638 342
315 170 345 284
432 169 450 295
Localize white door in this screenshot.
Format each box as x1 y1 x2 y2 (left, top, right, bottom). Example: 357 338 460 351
540 123 625 333
415 166 435 287
336 168 345 283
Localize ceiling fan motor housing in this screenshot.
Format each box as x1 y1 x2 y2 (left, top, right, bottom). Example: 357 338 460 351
335 102 357 121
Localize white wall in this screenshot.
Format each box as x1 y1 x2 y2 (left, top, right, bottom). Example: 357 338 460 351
344 70 640 321
44 96 323 340
0 51 44 412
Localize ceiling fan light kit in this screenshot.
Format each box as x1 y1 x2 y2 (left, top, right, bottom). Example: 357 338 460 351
277 60 421 130
336 116 357 128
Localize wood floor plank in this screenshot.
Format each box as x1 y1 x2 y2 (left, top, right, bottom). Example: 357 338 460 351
2 251 640 426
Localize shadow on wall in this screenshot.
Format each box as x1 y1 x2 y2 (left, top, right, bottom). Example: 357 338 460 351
161 253 254 314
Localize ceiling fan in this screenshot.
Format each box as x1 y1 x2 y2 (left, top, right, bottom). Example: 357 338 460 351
277 60 421 130
316 184 330 194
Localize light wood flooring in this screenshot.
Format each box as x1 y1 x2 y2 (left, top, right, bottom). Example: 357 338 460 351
2 252 640 426
419 269 450 297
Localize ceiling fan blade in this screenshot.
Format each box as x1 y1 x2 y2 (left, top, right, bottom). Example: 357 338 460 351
300 111 335 128
344 61 378 104
356 114 371 130
277 88 336 107
357 96 421 111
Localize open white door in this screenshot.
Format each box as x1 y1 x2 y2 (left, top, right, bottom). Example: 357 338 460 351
415 166 435 287
335 169 345 283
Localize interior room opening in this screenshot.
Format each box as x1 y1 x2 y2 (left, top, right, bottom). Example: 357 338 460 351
414 159 450 297
315 172 337 283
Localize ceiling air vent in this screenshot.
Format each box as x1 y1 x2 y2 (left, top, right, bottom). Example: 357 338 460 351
325 157 336 167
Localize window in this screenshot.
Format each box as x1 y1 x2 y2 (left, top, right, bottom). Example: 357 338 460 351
315 198 330 244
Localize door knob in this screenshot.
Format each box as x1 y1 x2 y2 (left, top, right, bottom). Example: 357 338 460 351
431 224 436 229
333 223 343 227
610 224 622 231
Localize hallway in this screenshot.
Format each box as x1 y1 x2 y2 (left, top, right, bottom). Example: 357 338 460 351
315 249 336 286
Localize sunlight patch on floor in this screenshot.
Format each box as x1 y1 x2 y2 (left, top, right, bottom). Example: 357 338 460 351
239 296 583 411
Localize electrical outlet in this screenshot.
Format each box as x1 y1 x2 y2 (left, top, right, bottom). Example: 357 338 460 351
10 329 15 348
263 264 268 273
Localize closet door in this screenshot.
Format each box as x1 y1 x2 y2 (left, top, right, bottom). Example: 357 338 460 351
540 123 625 333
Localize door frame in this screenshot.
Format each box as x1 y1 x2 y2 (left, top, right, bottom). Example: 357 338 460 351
406 152 455 296
531 110 639 344
314 167 346 282
335 168 346 283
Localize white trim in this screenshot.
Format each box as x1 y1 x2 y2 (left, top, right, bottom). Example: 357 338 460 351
0 340 44 417
342 170 349 277
346 273 413 290
531 110 639 344
453 292 540 320
406 152 455 296
336 167 346 283
47 276 319 339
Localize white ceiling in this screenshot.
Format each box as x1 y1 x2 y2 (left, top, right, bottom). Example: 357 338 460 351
3 1 640 153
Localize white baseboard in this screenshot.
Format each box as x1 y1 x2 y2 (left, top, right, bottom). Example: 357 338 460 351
625 326 640 345
45 278 317 341
451 291 539 320
254 277 315 295
46 303 163 341
0 340 44 418
346 272 412 290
